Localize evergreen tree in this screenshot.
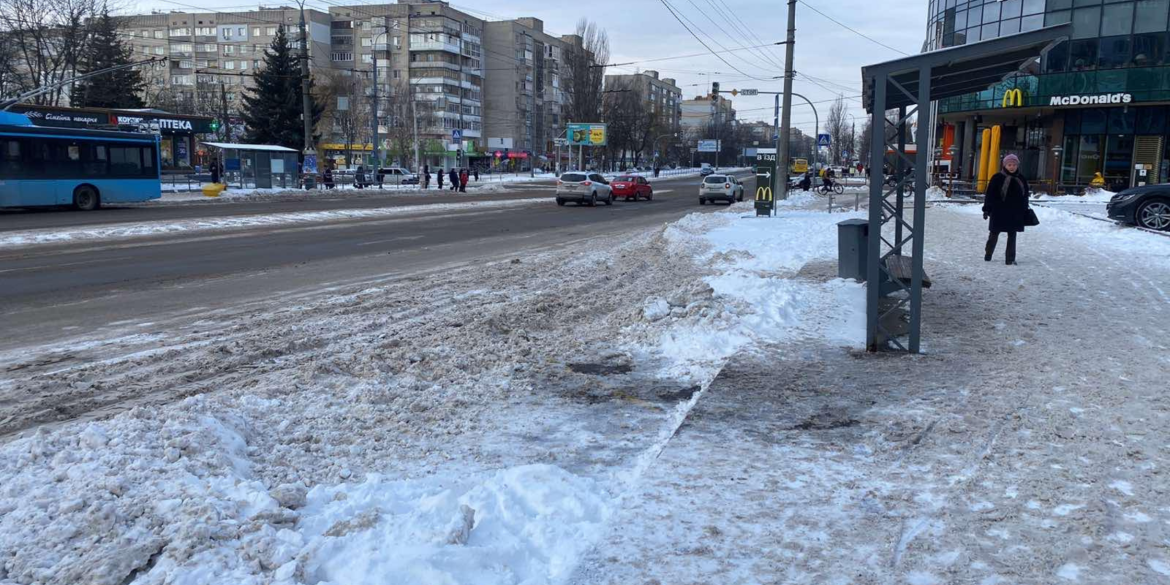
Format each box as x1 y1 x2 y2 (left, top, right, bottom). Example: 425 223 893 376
71 7 146 109
241 25 321 149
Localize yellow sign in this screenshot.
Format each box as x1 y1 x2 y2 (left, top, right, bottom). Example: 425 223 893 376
792 158 808 173
320 143 374 151
755 186 773 202
590 128 605 145
1002 88 1024 108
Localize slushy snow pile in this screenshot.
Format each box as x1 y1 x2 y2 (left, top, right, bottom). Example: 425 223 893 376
0 199 861 584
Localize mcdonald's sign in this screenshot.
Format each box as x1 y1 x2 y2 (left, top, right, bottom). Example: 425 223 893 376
1002 88 1025 108
755 186 773 202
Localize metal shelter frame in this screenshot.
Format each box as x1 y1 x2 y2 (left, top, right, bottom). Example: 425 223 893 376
860 25 1071 353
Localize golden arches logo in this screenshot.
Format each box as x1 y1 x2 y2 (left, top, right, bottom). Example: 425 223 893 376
755 186 773 202
1002 88 1024 108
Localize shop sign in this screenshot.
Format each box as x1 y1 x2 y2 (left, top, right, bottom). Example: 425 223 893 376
113 115 196 132
1001 88 1025 108
1049 93 1133 107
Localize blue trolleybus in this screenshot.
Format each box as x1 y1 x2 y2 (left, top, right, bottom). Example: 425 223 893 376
0 111 162 210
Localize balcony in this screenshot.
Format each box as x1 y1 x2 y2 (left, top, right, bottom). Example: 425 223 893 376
410 40 460 54
409 61 461 72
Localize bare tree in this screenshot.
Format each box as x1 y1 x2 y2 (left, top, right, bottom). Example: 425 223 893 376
0 0 103 105
858 118 873 167
562 19 608 125
825 95 851 166
316 69 370 166
383 80 435 170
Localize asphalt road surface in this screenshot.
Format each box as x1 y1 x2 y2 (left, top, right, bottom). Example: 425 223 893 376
2 172 755 351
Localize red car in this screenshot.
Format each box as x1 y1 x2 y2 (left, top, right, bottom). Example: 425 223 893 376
610 175 654 201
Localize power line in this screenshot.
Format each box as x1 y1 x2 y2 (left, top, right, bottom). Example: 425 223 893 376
656 0 775 82
679 0 785 74
796 0 909 56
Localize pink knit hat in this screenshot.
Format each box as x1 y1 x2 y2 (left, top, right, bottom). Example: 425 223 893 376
1003 154 1020 165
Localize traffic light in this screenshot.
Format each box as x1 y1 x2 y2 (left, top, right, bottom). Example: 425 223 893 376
210 119 221 132
712 82 720 98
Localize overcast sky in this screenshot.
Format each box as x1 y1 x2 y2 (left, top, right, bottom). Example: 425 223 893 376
131 0 926 140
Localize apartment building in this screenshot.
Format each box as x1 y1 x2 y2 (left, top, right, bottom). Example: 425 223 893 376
680 95 735 133
480 17 572 168
40 1 591 170
603 70 682 132
120 8 332 113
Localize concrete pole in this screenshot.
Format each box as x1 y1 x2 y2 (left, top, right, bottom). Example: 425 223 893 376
777 0 797 200
298 3 316 188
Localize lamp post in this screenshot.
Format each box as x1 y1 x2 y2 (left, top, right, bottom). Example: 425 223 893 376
652 132 677 172
371 25 389 169
1051 144 1063 194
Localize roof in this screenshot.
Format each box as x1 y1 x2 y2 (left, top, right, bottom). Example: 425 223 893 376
862 24 1071 112
202 142 299 152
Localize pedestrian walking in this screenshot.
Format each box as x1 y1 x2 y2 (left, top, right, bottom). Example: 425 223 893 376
449 168 459 191
355 165 366 190
437 168 444 190
473 167 479 182
459 168 469 192
983 153 1033 265
210 157 221 185
322 166 334 189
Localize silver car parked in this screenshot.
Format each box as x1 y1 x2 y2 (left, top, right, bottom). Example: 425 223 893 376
556 172 614 206
699 174 745 205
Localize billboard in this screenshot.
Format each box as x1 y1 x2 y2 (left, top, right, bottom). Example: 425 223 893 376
697 139 721 152
567 123 607 146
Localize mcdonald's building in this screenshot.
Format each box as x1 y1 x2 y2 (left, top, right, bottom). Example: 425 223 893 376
925 0 1170 191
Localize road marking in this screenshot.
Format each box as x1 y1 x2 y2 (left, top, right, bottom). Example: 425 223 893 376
357 235 425 246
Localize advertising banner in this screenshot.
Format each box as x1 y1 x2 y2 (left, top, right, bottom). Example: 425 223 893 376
567 123 607 146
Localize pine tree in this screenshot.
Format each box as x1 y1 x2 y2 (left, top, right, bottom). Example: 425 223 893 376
71 7 146 109
241 25 321 149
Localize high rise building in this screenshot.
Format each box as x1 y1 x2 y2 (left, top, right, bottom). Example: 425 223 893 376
603 70 682 132
926 0 1170 190
482 17 572 168
680 95 734 132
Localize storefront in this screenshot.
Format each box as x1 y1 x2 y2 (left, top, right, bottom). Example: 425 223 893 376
9 104 215 171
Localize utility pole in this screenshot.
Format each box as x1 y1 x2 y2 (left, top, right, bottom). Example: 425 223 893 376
458 25 465 169
371 17 386 170
220 81 232 143
777 0 797 200
298 2 317 188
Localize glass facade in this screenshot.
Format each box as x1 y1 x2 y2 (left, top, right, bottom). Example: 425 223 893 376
928 0 1170 189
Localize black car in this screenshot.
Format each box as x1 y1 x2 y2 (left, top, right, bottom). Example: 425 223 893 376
1106 185 1170 231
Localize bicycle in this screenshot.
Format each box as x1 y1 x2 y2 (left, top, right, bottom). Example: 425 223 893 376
817 179 844 195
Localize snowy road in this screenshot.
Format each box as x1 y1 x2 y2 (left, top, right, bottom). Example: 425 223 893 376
1 172 749 353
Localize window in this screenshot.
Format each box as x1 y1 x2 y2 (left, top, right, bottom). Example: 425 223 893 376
1102 3 1134 36
1132 32 1166 65
1135 0 1169 33
82 143 106 177
240 61 248 70
1070 38 1099 69
1072 7 1101 38
172 74 193 85
110 147 143 177
155 47 165 55
361 54 373 63
331 52 353 61
0 140 19 175
1024 0 1046 14
196 59 209 68
222 28 232 38
170 28 190 37
266 27 277 36
154 30 165 39
392 70 400 79
197 26 215 36
237 27 245 36
253 27 261 36
179 59 194 69
361 37 372 47
1002 0 1024 18
223 45 236 54
1098 35 1131 68
171 43 193 53
225 61 235 70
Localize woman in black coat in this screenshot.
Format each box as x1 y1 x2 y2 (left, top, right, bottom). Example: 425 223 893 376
982 153 1031 265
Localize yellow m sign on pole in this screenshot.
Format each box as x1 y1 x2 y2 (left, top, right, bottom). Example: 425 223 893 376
1002 88 1024 108
755 185 773 202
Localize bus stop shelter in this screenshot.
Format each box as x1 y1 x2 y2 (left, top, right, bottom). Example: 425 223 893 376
203 142 299 189
860 24 1070 353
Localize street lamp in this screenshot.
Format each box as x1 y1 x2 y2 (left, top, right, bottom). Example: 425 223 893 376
653 132 678 172
370 27 390 170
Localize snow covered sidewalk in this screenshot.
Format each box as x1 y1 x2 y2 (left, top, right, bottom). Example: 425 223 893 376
569 203 1170 584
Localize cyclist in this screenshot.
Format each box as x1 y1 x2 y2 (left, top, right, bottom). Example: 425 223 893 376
822 166 835 192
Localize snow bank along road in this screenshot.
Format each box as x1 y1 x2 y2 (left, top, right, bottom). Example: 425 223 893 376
1 171 751 352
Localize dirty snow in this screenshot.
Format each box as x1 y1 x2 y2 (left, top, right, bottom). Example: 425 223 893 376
0 198 550 249
0 195 859 584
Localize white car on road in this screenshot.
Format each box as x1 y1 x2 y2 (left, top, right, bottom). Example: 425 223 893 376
699 174 745 205
556 172 614 206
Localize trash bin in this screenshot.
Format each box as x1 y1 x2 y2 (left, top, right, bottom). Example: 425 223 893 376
837 218 868 281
